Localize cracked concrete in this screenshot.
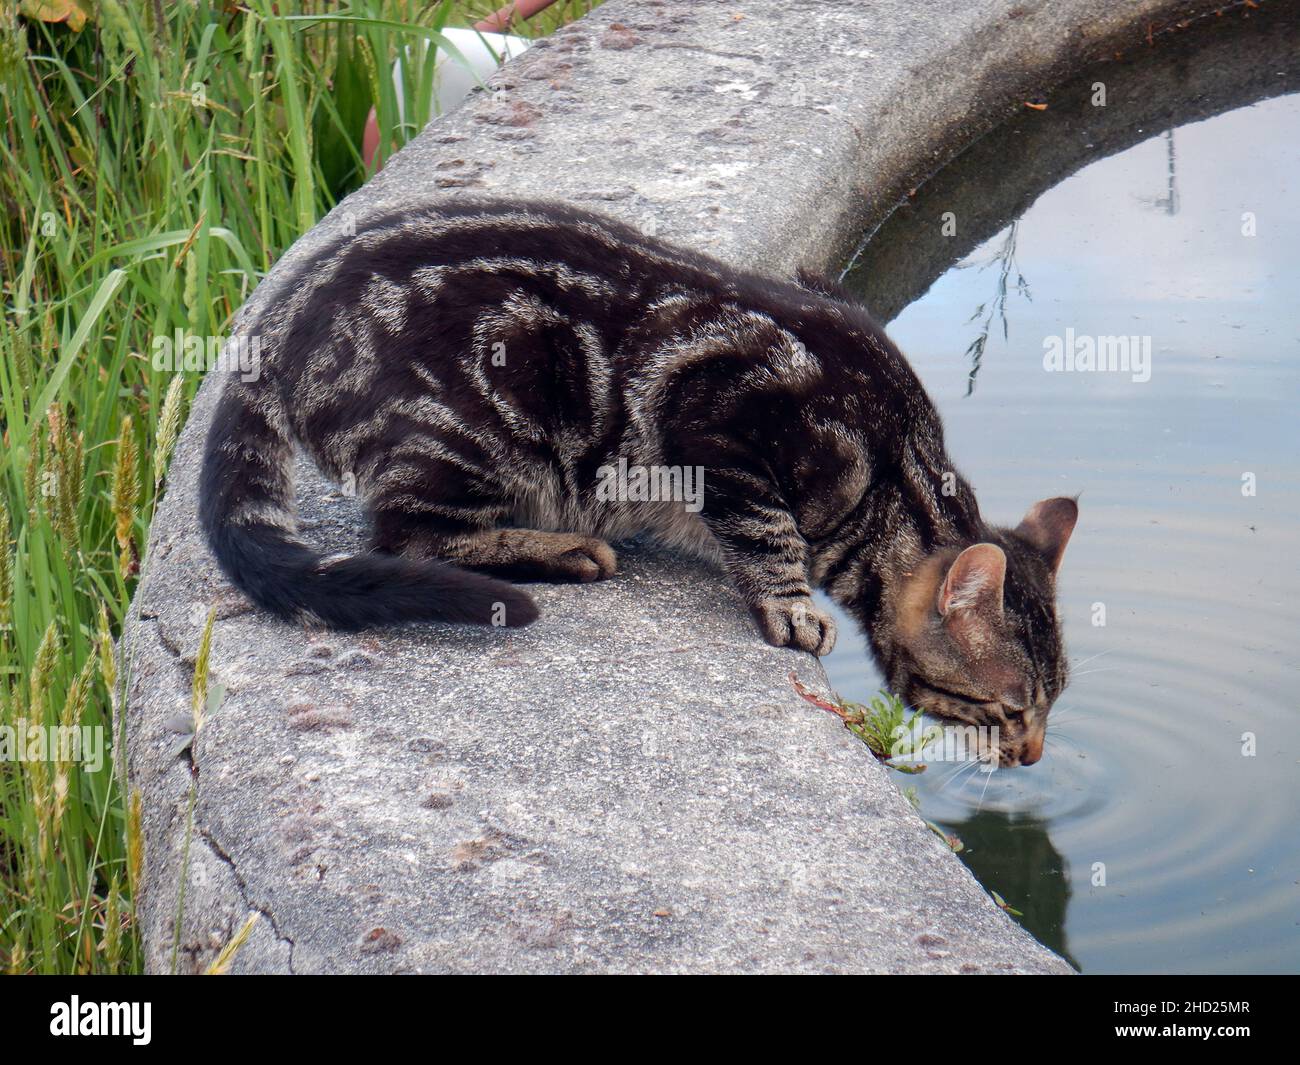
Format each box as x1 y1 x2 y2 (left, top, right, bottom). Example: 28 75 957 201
124 0 1241 973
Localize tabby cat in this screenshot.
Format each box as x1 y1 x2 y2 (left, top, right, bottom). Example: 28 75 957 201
200 199 1077 766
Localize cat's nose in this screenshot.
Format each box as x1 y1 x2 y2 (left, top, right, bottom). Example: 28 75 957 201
1019 726 1046 765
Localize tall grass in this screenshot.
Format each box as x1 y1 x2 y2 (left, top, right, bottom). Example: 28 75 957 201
0 0 595 974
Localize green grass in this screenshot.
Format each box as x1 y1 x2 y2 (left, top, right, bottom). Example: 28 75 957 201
790 672 939 770
843 690 938 766
0 0 597 975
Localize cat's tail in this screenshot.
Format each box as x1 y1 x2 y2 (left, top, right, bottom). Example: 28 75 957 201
198 379 539 631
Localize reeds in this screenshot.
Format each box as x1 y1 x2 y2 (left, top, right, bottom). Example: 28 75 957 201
0 0 597 974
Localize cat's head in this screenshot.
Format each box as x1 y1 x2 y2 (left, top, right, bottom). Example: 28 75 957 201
884 497 1078 767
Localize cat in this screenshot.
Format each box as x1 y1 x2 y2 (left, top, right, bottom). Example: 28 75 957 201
200 198 1077 767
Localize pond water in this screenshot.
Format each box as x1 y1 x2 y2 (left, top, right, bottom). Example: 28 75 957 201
820 9 1300 973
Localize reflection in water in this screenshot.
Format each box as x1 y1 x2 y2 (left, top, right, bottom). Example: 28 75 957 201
955 221 1030 394
843 5 1300 323
1135 130 1181 217
823 4 1300 974
948 810 1080 972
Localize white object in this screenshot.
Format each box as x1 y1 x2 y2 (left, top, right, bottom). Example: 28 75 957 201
393 27 532 122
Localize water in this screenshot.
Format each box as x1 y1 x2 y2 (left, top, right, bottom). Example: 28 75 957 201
821 10 1300 973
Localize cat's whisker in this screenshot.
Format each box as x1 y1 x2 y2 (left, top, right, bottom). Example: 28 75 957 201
1045 702 1086 723
1069 667 1120 678
1045 732 1082 756
947 769 986 799
1047 706 1080 729
1070 648 1113 670
932 758 976 792
1049 706 1091 730
974 759 998 812
934 757 985 796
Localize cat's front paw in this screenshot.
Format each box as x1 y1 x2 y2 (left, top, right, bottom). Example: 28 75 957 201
751 597 837 656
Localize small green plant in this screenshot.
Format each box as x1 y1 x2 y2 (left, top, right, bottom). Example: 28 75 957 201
790 673 941 771
847 690 935 765
927 821 964 853
991 890 1023 917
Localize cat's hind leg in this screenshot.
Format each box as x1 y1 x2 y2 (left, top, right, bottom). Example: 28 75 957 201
371 508 617 584
427 528 618 584
366 452 617 583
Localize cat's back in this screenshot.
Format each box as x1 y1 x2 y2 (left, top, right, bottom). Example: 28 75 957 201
267 196 857 356
263 197 900 435
330 198 724 307
257 199 729 389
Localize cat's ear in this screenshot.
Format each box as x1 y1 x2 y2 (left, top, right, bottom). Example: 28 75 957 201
1016 497 1078 572
937 543 1006 621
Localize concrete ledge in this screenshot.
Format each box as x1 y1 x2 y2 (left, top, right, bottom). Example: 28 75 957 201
125 0 1241 974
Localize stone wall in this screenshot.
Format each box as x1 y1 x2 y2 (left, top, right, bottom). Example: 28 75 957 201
125 0 1240 973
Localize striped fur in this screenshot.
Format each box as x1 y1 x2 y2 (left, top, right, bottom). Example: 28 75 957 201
200 198 1077 766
